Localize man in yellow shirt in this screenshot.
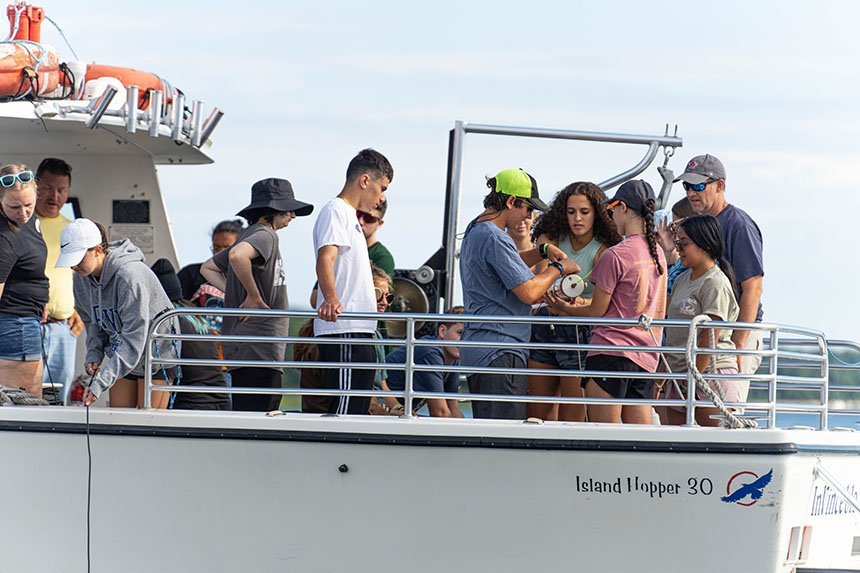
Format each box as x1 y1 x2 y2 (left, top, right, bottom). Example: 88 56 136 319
36 158 84 404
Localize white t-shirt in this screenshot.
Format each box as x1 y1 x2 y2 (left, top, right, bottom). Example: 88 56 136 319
313 197 377 335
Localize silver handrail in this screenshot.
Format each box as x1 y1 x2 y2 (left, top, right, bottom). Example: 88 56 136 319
142 308 847 428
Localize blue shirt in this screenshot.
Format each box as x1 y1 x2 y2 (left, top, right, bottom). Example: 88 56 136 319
716 204 764 321
459 220 534 367
666 259 687 297
385 337 460 394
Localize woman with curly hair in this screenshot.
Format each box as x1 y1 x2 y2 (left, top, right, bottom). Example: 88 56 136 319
528 181 621 421
545 180 667 425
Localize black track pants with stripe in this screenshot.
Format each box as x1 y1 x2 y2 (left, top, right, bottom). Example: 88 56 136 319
316 333 376 415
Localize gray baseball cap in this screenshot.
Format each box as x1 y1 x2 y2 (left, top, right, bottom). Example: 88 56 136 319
674 154 726 185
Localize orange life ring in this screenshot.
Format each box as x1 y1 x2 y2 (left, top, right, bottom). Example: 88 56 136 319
0 42 59 97
83 64 171 110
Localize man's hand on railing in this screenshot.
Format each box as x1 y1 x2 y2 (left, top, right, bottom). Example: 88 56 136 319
318 297 343 322
238 294 271 322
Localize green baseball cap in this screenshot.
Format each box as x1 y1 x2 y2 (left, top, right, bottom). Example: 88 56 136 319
489 168 549 211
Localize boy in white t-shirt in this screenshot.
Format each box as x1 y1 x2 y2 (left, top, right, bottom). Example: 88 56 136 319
312 149 393 415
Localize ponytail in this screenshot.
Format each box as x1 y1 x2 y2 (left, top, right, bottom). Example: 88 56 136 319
642 198 664 275
92 220 111 252
717 257 741 303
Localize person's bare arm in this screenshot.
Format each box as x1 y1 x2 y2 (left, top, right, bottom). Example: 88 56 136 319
447 399 465 418
657 217 679 265
426 398 453 418
731 275 763 365
228 242 268 319
520 242 567 268
531 234 554 274
200 258 226 293
316 245 342 322
511 258 580 305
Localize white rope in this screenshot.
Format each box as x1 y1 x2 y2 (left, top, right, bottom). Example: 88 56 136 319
0 39 49 98
684 315 757 429
4 3 24 41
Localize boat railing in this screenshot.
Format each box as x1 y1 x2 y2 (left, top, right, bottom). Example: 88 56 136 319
144 308 858 430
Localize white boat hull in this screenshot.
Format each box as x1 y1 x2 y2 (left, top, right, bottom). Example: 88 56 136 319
2 407 859 572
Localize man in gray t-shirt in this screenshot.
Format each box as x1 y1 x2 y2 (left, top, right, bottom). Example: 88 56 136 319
460 168 579 420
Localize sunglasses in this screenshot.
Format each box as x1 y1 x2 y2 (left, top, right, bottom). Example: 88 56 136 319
605 200 622 217
682 180 715 193
374 287 395 304
0 170 34 188
357 210 380 224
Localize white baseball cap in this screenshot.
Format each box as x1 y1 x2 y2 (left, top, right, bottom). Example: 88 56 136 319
55 218 103 268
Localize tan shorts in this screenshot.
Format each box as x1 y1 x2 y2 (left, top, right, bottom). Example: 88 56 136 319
739 330 765 376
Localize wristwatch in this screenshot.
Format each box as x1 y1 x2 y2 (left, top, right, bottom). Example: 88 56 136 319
549 261 564 276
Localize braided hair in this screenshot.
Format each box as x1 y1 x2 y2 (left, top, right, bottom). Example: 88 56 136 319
641 198 664 275
531 181 621 247
680 215 740 301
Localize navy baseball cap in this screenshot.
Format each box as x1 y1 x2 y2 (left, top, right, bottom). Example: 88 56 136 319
603 179 655 213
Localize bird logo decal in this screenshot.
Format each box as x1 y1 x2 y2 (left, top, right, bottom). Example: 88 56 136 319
721 469 773 506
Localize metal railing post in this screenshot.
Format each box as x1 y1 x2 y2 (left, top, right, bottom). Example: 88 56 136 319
144 332 153 409
443 121 465 309
402 318 416 418
767 328 778 428
819 335 829 430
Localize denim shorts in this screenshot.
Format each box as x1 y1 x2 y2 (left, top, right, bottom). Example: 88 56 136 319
0 313 42 362
530 306 592 370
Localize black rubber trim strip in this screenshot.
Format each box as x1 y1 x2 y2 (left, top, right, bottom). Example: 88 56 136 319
0 419 802 454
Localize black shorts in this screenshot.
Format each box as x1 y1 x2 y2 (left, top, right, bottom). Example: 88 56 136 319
582 354 654 399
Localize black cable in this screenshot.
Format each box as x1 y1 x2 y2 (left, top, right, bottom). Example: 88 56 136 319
39 325 58 404
85 400 92 573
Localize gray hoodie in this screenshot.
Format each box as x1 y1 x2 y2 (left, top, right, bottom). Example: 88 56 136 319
73 239 180 397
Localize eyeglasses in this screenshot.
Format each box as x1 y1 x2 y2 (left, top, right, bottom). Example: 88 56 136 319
0 170 34 188
673 239 692 251
374 287 395 304
605 200 622 217
357 210 380 224
682 180 715 193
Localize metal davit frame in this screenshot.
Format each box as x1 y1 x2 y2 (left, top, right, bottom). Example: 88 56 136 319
143 308 852 430
441 121 683 309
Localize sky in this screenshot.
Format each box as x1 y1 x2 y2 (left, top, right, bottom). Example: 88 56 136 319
36 0 860 341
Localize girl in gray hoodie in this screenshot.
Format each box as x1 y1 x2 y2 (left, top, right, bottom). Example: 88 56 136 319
56 219 178 407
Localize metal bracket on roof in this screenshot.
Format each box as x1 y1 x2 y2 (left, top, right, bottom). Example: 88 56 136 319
53 86 222 148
